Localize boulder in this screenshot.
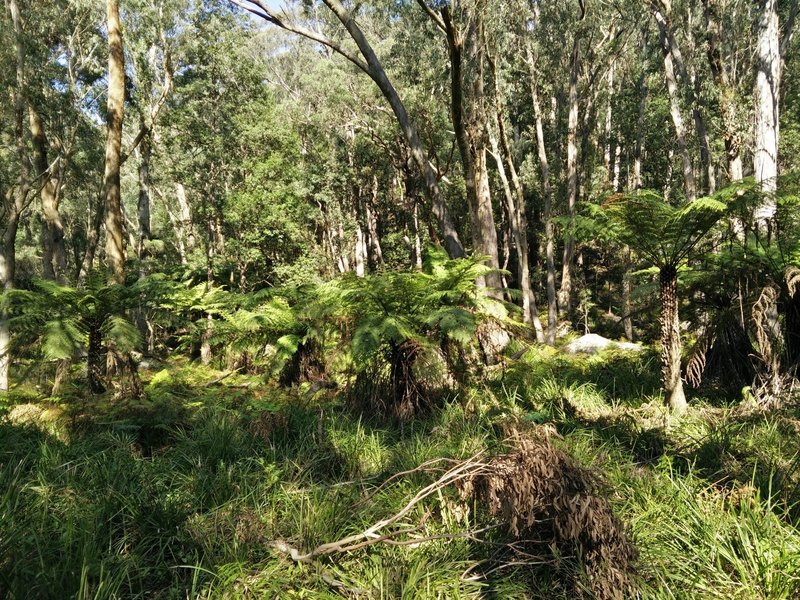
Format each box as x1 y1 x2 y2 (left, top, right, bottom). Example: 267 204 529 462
564 333 642 355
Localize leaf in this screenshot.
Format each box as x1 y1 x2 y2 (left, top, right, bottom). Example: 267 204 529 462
102 315 142 353
42 319 85 360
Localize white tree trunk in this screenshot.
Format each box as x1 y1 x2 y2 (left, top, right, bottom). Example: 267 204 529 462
754 0 781 220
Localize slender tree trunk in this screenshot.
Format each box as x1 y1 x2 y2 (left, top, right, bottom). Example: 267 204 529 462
632 65 647 190
366 176 383 268
29 107 67 282
652 2 696 201
2 0 30 392
412 200 423 271
622 247 634 340
604 54 616 186
175 182 194 254
137 129 152 263
488 55 544 341
78 194 104 285
354 225 367 277
559 36 580 315
0 212 21 393
754 0 781 220
660 265 686 413
103 0 126 284
441 7 501 292
87 321 106 393
319 0 464 258
527 44 557 345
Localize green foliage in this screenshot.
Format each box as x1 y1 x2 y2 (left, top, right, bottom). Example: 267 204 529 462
7 273 143 362
603 188 732 268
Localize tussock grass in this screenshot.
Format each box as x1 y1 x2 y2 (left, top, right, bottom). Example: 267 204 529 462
2 352 800 598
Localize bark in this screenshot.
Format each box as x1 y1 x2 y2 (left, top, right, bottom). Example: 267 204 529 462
0 209 21 393
604 50 616 186
632 66 647 190
622 247 634 341
300 0 465 259
527 44 557 345
412 200 423 271
366 176 383 268
137 129 152 262
659 265 686 413
87 321 106 393
488 54 544 341
559 36 580 315
78 194 106 285
441 6 502 292
175 182 195 254
2 0 31 391
652 4 696 202
753 0 781 220
29 106 67 282
354 225 367 277
103 0 127 284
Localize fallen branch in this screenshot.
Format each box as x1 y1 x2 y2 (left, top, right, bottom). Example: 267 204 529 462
269 450 490 563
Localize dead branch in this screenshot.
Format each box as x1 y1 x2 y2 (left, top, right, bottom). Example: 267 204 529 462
269 450 490 563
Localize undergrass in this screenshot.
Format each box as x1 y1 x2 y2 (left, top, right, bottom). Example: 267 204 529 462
2 350 800 598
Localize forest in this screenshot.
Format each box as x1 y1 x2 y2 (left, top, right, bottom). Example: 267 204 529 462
1 0 800 597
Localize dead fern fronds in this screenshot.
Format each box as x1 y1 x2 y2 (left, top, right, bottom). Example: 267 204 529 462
686 326 715 388
753 285 780 367
459 433 637 600
786 266 800 298
752 284 785 405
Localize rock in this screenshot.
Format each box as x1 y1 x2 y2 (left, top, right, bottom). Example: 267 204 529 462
564 333 642 355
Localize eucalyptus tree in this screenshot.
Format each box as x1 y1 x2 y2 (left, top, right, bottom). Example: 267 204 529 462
752 0 797 221
101 0 127 285
125 0 179 266
228 0 465 259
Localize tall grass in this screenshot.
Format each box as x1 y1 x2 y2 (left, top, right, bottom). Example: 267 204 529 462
2 351 800 598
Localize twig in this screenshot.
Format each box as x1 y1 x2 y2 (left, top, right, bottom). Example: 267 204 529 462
207 367 243 385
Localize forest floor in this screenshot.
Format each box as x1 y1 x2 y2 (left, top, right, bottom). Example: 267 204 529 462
2 345 800 599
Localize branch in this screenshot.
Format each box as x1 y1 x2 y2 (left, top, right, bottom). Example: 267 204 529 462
228 0 369 73
781 0 799 59
270 451 489 563
121 24 175 165
415 0 446 33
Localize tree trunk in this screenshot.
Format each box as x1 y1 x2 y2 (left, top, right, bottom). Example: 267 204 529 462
29 106 67 282
527 44 558 345
659 265 686 413
488 55 544 340
137 129 152 263
103 0 126 284
442 6 501 292
354 225 367 277
753 0 781 220
87 321 106 393
622 247 634 341
175 182 194 257
559 36 580 315
653 5 696 202
632 62 647 190
366 175 383 268
78 194 104 285
2 0 30 392
319 0 464 259
0 213 21 393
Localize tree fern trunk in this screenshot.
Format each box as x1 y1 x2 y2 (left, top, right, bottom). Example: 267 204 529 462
660 265 686 413
87 322 105 394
